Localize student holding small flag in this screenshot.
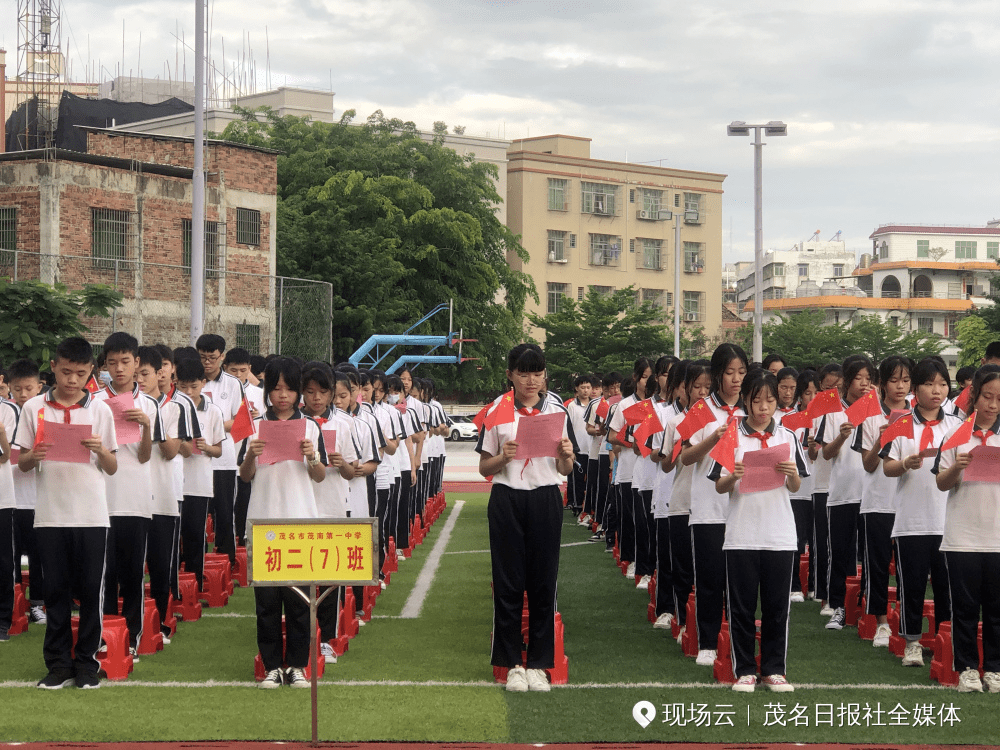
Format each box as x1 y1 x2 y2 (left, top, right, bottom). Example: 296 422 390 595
681 344 748 667
785 370 818 602
710 372 810 693
477 343 576 693
816 355 875 631
807 364 843 613
622 378 663 589
880 358 958 666
566 376 592 517
934 365 1000 692
856 355 911 647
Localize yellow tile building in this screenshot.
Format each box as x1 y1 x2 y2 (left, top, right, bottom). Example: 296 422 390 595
506 135 725 345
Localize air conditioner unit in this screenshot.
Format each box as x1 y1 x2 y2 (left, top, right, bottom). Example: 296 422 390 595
657 210 673 221
684 210 701 224
685 312 699 321
637 209 650 220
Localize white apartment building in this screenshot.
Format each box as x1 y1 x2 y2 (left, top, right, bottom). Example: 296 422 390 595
736 240 857 306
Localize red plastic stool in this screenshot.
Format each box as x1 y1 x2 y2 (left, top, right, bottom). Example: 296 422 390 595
930 621 958 686
72 614 133 680
493 611 569 686
682 592 699 657
361 586 377 622
199 560 230 608
713 621 735 684
205 513 215 544
844 575 862 626
9 583 29 636
233 546 249 587
799 554 810 597
254 620 325 680
647 573 657 624
919 599 938 651
137 598 164 655
340 587 359 639
384 537 399 575
172 571 203 622
204 553 234 595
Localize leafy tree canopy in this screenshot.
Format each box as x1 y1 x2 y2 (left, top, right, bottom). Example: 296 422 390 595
955 315 994 368
0 281 122 368
218 107 533 395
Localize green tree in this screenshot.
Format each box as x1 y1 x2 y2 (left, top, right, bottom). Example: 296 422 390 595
0 281 122 367
219 108 531 395
955 316 994 368
527 287 680 393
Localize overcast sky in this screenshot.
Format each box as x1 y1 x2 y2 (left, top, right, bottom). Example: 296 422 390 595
7 0 999 263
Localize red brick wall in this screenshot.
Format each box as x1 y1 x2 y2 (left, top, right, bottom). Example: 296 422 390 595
0 186 41 252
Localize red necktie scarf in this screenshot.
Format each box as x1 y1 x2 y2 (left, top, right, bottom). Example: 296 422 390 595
49 401 82 424
973 429 993 446
919 419 942 453
748 431 771 449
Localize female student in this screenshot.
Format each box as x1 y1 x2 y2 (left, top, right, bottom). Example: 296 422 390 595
934 365 1000 693
646 358 682 602
785 369 817 602
857 355 911 647
817 355 875 630
681 344 748 666
711 372 809 693
809 363 843 613
477 344 575 693
239 357 327 689
881 357 958 666
774 367 799 422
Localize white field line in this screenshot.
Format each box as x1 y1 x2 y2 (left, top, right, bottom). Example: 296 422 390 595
444 540 592 555
399 500 464 619
0 679 954 690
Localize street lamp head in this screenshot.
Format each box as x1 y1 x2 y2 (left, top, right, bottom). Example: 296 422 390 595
764 121 787 136
727 121 750 136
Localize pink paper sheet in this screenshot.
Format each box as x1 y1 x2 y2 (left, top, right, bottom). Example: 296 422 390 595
513 411 564 460
320 426 337 455
42 422 93 464
740 443 791 494
105 392 142 445
257 419 307 466
965 445 1000 483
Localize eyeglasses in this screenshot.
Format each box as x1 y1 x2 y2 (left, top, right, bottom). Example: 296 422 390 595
199 352 223 364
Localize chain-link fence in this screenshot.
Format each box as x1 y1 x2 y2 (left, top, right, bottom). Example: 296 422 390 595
0 250 332 361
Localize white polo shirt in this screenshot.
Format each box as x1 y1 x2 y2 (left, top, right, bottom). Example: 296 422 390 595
817 404 864 506
855 403 903 514
0 399 18 511
688 392 745 526
94 384 162 518
150 391 186 517
8 401 37 511
311 407 358 519
608 394 639 485
475 398 570 491
243 409 325 521
183 395 226 498
659 409 693 517
934 416 1000 553
203 370 245 472
14 390 118 528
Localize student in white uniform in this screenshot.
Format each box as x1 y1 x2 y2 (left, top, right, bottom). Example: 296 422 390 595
477 343 575 693
817 355 875 630
881 357 958 666
681 344 748 666
7 359 44 624
15 337 118 689
0 378 14 642
858 356 910 646
386 375 416 553
176 357 225 591
711 372 809 693
808 363 843 613
785 370 817 602
374 372 407 557
223 347 264 547
934 365 1000 693
239 357 327 689
566 375 593 517
94 333 161 657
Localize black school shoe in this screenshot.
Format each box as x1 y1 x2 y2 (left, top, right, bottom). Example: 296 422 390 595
0 627 10 642
37 669 75 690
75 671 101 689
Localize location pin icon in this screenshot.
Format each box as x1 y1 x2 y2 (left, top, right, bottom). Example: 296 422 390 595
632 700 656 728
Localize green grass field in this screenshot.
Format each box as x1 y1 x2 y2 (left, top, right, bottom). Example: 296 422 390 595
0 492 993 744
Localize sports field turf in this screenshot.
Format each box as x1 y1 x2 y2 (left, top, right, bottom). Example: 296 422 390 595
0 492 993 744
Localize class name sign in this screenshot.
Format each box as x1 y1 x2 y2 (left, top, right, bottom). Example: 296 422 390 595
247 518 378 586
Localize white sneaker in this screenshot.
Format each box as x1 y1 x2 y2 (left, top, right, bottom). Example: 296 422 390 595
980 671 1000 693
825 607 845 630
808 591 816 600
732 675 756 692
819 603 835 616
872 623 892 648
380 581 387 590
259 668 283 689
761 674 795 692
653 613 674 630
636 575 651 590
790 591 805 603
695 649 717 666
285 667 310 688
320 642 337 664
29 605 47 624
902 640 924 667
526 668 551 692
578 515 592 527
959 668 984 693
676 631 684 646
626 562 636 580
505 665 528 692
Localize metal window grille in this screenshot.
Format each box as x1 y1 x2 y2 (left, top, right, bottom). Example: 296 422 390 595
683 242 705 273
547 282 568 314
581 182 617 216
592 285 614 298
548 179 568 211
182 219 222 277
236 207 261 246
642 189 662 214
955 240 977 260
642 288 663 307
91 208 134 270
683 291 705 321
917 317 934 334
0 207 15 250
642 239 661 270
235 323 262 354
589 234 621 266
547 230 566 261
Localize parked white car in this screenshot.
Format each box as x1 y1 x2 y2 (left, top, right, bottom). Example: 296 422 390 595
448 415 480 441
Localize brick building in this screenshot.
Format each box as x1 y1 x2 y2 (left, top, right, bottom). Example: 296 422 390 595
0 128 280 351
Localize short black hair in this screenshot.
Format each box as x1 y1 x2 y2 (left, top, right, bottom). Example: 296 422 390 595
196 333 226 354
302 362 334 392
154 343 174 366
54 337 94 366
573 375 590 389
175 357 206 383
602 371 623 389
762 353 787 370
955 365 976 385
775 366 799 384
103 332 138 357
263 357 302 402
508 343 545 373
984 342 1000 361
223 347 252 367
386 375 404 392
174 346 199 363
250 355 267 377
7 358 40 382
911 357 951 393
137 346 163 372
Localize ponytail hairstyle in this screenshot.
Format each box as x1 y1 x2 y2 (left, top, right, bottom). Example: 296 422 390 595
650 355 678 399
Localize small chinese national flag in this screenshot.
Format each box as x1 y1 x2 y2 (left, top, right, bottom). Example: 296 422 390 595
670 398 715 462
85 375 100 394
230 396 256 443
941 411 976 452
483 390 515 430
807 388 844 420
632 408 664 458
709 418 739 473
472 403 490 432
596 398 610 421
622 399 656 426
880 413 914 448
844 388 882 425
34 410 45 448
564 398 574 409
953 386 972 415
780 409 813 432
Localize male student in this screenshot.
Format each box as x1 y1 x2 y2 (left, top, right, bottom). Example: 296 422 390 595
223 347 262 546
93 332 161 658
196 334 246 565
566 375 593 518
0 376 13 642
16 337 118 689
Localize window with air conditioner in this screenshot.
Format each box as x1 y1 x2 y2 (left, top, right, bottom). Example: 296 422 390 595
548 179 568 211
641 189 662 218
547 282 569 314
683 291 703 321
581 182 617 215
683 193 702 223
547 230 566 262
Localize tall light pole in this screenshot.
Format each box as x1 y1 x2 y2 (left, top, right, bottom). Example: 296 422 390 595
727 120 787 362
190 0 206 345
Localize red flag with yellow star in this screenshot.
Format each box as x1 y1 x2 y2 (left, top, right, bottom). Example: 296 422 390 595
807 388 844 420
844 387 881 425
880 413 914 448
942 411 976 452
632 405 664 458
709 417 740 473
670 398 715 462
483 389 515 430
